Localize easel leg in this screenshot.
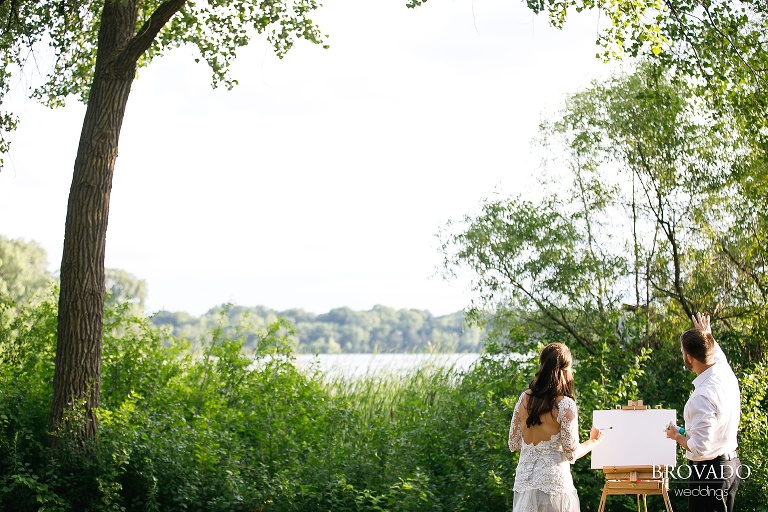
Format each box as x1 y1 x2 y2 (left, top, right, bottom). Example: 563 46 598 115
598 486 608 512
662 487 674 512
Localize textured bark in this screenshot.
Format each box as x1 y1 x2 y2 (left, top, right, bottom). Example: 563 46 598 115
49 0 189 444
49 0 140 442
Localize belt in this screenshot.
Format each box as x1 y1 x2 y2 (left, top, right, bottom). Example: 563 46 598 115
692 451 739 463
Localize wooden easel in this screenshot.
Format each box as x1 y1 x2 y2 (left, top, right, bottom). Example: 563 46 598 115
597 465 673 512
597 401 673 512
620 399 648 410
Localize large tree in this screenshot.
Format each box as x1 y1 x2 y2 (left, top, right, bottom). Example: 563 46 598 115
442 61 762 353
0 0 325 441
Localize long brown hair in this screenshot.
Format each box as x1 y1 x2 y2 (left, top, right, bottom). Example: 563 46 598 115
525 343 575 427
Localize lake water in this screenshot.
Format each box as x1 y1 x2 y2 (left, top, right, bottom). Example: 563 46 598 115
294 353 481 379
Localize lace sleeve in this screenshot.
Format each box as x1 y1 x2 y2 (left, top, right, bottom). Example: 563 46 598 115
508 392 526 452
557 397 579 462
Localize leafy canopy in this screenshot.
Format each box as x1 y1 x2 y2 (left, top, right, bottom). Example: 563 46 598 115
0 0 327 165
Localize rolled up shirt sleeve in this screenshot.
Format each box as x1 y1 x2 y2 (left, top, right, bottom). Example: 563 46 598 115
685 393 719 458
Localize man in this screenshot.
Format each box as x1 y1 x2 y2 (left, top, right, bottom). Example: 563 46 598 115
665 313 741 511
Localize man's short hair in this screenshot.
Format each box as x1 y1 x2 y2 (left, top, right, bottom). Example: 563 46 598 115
680 328 715 364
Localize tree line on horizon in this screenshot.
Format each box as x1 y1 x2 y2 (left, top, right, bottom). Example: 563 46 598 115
151 304 484 354
0 235 483 354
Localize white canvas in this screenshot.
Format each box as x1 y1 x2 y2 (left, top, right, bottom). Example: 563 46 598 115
590 409 678 469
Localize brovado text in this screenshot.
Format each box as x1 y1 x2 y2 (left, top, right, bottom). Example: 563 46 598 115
652 464 752 481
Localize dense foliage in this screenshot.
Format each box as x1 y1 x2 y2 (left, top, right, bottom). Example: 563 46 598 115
0 294 536 511
2 288 766 511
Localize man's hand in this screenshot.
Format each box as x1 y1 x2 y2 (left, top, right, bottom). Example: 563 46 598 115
665 422 683 440
665 422 690 450
665 422 675 439
692 313 711 334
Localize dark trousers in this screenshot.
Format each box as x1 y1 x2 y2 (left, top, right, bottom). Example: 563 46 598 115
688 455 740 512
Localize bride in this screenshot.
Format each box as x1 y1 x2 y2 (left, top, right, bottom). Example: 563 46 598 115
508 343 603 512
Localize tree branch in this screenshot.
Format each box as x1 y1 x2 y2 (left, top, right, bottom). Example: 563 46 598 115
115 0 188 71
629 137 693 318
719 241 768 302
664 0 712 83
500 267 597 355
700 2 766 91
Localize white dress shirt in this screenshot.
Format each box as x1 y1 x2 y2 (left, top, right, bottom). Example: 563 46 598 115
683 342 741 461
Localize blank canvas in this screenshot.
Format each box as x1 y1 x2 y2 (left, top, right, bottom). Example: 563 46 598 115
591 409 678 469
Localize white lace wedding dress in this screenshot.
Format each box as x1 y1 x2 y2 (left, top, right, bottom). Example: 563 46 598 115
508 392 581 512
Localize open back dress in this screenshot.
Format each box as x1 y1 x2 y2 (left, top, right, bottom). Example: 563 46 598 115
508 392 581 512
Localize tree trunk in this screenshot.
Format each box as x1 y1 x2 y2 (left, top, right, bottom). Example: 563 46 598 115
49 0 139 443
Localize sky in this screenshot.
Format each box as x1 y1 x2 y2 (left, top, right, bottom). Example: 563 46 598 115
0 0 613 317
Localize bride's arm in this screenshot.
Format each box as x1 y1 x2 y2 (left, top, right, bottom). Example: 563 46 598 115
558 399 603 461
508 393 525 452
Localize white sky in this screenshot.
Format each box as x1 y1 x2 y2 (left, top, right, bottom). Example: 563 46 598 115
0 0 612 317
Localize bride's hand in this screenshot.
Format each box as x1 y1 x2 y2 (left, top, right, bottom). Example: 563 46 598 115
589 426 603 443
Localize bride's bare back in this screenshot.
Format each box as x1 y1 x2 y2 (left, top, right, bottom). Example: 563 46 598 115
516 391 567 445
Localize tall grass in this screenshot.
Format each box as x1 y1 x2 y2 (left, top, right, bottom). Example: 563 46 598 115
302 352 536 512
